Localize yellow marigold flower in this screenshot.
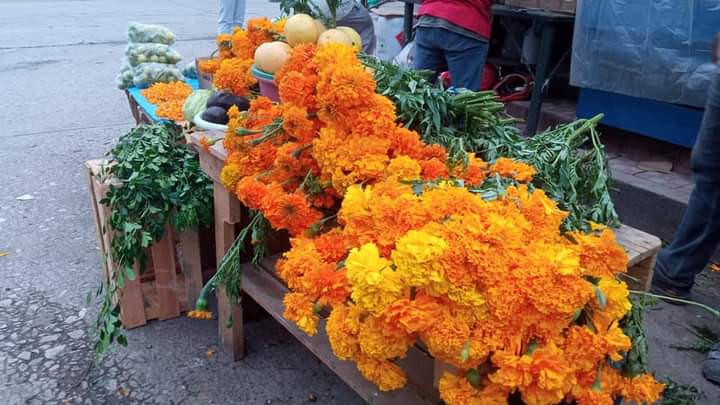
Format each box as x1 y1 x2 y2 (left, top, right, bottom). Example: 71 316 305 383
592 277 632 330
345 243 406 314
392 229 447 287
219 163 242 190
355 355 407 392
385 155 421 181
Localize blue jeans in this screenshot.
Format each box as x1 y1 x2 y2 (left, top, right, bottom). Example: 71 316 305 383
414 27 489 91
653 67 720 291
218 0 246 34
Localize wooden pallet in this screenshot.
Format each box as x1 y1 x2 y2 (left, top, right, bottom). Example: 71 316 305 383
85 159 206 328
189 132 662 404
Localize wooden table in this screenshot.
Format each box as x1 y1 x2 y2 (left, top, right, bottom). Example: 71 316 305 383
190 132 661 403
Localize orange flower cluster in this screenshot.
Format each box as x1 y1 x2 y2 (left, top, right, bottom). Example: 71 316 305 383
141 81 192 121
199 18 285 95
212 42 663 404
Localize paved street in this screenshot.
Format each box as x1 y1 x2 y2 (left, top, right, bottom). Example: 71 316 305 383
0 0 719 404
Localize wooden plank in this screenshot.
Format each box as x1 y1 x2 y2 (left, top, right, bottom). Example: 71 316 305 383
213 180 245 360
614 224 661 267
85 161 109 280
120 262 148 329
217 288 244 360
250 257 436 405
177 229 204 308
150 224 181 320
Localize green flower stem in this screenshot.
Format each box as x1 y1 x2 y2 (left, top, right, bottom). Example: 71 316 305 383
629 290 720 318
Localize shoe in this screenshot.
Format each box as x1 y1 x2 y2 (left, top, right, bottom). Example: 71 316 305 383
703 344 720 385
649 280 692 304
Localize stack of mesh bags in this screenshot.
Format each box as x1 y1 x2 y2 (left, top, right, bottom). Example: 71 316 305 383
116 22 184 89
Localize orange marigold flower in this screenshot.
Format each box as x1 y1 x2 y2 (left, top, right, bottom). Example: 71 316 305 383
420 158 449 180
199 136 211 151
235 176 268 210
327 303 363 360
439 372 510 405
283 292 319 336
155 99 185 122
216 33 233 59
490 343 574 405
187 310 213 320
230 28 254 59
357 315 414 360
282 104 315 143
491 157 536 182
141 81 192 104
619 374 665 404
312 228 350 263
213 57 257 96
276 42 318 84
355 355 407 392
261 189 323 236
198 58 221 74
246 17 274 46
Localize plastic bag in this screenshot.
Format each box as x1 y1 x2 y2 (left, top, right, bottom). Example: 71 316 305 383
126 43 182 66
132 63 184 88
393 40 415 68
127 22 175 45
116 59 134 89
182 61 198 80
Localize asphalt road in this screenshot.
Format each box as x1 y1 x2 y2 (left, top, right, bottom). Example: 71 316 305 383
0 1 363 403
1 1 719 404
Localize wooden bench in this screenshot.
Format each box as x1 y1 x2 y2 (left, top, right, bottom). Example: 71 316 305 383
189 132 662 404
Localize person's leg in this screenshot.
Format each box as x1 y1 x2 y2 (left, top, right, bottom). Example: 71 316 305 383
337 6 376 55
217 0 234 34
413 27 448 77
442 31 489 91
233 0 246 30
652 68 720 295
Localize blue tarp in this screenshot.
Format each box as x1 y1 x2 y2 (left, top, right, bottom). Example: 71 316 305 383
127 78 199 122
570 0 719 108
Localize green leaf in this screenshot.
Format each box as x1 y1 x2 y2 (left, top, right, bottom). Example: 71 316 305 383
123 266 136 281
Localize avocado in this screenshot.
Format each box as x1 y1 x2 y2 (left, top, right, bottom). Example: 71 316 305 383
201 106 229 124
206 91 250 111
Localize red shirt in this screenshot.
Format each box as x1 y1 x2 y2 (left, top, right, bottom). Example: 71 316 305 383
419 0 493 40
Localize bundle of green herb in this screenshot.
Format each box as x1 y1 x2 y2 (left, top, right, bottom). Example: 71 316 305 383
92 122 213 355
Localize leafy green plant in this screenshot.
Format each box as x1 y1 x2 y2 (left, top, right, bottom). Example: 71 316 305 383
362 56 619 232
92 122 213 355
672 324 720 353
659 377 703 405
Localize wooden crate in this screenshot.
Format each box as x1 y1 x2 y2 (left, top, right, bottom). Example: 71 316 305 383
85 159 207 328
190 132 662 404
124 90 152 126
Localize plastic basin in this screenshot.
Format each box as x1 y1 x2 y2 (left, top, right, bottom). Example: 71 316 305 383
251 64 279 102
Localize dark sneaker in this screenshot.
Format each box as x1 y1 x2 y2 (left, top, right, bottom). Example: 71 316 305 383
703 344 720 385
649 280 692 304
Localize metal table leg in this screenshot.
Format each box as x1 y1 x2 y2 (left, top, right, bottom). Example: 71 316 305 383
526 22 557 135
403 2 413 45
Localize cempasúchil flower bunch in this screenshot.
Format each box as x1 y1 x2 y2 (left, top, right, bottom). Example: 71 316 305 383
205 41 664 405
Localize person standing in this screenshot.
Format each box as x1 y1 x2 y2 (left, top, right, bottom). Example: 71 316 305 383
413 0 493 91
218 0 246 34
650 33 720 384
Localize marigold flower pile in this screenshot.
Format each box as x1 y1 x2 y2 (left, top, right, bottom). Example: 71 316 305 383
199 17 286 96
212 42 664 404
141 81 192 121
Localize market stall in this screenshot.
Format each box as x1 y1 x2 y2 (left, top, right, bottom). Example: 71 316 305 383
87 7 676 404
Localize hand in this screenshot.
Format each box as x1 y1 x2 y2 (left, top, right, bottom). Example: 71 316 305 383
714 33 719 64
